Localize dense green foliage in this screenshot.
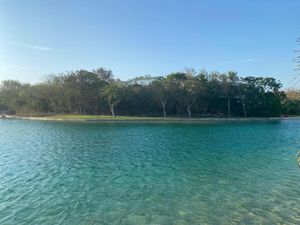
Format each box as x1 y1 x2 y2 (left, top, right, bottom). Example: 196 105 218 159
0 67 298 117
283 90 300 115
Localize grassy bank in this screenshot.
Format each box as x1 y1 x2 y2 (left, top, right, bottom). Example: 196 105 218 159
3 114 290 122
47 115 166 121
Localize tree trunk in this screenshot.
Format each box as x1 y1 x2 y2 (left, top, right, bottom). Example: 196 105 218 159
187 106 191 118
109 102 115 117
242 102 247 117
187 99 197 118
227 97 231 118
160 98 167 118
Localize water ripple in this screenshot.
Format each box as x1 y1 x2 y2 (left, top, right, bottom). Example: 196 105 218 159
0 119 300 224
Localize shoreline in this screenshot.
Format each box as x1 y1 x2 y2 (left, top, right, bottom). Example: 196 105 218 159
2 115 300 123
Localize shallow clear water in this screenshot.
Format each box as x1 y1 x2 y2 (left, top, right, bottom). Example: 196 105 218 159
0 119 300 224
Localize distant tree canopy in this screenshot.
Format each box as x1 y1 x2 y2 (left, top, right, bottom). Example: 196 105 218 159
0 67 298 117
283 90 300 115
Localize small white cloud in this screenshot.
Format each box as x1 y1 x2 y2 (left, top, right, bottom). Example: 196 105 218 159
244 58 254 63
9 41 60 52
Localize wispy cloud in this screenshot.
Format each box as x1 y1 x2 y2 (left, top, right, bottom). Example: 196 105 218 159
9 41 60 52
244 58 254 63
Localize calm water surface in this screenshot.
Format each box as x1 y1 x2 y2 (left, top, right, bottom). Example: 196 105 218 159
0 119 300 224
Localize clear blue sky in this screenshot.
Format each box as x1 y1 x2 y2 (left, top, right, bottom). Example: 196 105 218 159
0 0 299 88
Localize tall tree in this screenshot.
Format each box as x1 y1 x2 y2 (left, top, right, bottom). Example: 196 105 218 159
150 77 169 118
220 71 239 118
102 81 123 117
237 80 248 117
182 77 203 118
0 80 24 113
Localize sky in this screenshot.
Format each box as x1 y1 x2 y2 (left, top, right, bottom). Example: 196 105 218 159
0 0 299 88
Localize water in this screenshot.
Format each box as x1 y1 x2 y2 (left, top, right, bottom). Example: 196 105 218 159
0 119 300 225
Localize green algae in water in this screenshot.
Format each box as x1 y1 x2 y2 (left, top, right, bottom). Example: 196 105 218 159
0 119 300 224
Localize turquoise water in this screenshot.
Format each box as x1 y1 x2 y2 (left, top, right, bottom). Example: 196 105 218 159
0 119 300 224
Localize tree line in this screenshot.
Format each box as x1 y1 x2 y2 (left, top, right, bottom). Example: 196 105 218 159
0 67 300 117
